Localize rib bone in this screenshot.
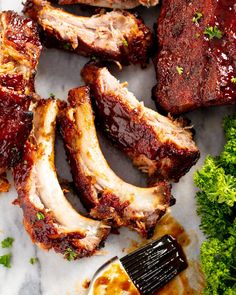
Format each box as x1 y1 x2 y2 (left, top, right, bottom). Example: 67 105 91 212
82 64 200 182
59 87 171 238
14 99 110 259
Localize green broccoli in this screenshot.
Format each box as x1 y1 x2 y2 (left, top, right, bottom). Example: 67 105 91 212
220 116 236 176
196 191 234 240
200 237 236 295
195 116 236 294
194 156 236 207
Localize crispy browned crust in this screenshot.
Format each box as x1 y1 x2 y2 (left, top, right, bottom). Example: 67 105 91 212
49 0 159 9
0 11 42 94
59 86 171 238
23 0 153 66
0 172 10 193
153 0 236 114
0 11 42 174
82 64 200 182
14 99 110 259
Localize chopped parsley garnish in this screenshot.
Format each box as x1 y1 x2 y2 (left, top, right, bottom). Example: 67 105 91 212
91 56 97 61
64 247 77 261
122 39 128 47
29 257 39 265
176 66 183 75
49 93 55 99
231 76 236 84
36 212 45 220
63 43 72 50
0 253 11 268
204 26 222 40
194 116 236 294
1 237 14 249
192 12 203 24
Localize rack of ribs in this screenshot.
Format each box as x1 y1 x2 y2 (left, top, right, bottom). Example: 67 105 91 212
82 64 200 182
14 99 110 259
24 0 153 66
153 0 236 114
0 11 42 191
49 0 159 9
59 86 171 238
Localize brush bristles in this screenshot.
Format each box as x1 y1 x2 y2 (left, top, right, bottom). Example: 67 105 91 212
120 235 187 295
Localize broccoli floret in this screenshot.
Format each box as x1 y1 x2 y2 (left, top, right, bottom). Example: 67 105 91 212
196 191 235 239
195 116 236 295
200 237 236 295
194 156 236 207
220 116 236 177
223 116 236 138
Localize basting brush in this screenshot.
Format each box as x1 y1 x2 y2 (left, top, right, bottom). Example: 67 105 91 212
88 235 188 295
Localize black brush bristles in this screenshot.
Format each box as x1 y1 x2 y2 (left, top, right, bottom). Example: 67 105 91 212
120 235 188 295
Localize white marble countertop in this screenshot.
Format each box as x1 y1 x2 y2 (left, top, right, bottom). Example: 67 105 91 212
0 1 235 294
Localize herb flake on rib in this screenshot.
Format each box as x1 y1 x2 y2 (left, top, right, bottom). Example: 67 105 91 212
176 66 183 75
122 39 128 47
64 247 77 261
231 77 236 84
36 212 45 220
192 12 203 24
204 26 222 40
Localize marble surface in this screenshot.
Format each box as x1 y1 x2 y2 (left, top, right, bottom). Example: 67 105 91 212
0 1 235 294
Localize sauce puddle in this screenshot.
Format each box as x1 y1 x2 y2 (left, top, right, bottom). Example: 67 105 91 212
92 213 205 294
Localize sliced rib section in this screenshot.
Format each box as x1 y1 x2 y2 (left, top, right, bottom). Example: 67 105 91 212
0 11 42 190
153 0 236 114
24 0 153 66
81 64 200 182
14 99 110 259
0 11 42 94
59 86 171 238
50 0 159 9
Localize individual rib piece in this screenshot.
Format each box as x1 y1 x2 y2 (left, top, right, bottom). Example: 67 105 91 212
59 86 171 238
50 0 159 9
24 0 153 66
0 11 42 95
82 64 200 182
0 11 42 190
153 0 236 114
14 99 110 259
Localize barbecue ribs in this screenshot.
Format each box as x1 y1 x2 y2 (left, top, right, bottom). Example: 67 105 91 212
153 0 236 114
82 64 200 182
50 0 159 9
24 0 153 66
59 86 171 237
14 99 110 258
0 11 42 190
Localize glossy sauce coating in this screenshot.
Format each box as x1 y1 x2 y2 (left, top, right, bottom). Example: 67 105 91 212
82 64 200 182
212 0 236 102
0 11 42 172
